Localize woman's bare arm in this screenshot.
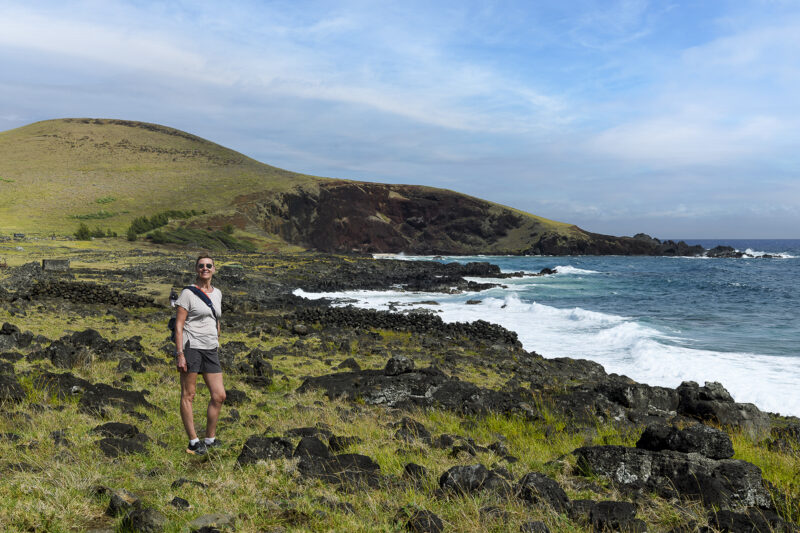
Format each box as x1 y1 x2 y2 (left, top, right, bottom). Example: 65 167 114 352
175 306 188 372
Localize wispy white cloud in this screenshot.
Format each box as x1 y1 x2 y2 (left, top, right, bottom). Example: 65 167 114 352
1 0 799 237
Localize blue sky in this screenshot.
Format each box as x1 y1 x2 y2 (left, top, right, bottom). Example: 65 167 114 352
2 1 799 238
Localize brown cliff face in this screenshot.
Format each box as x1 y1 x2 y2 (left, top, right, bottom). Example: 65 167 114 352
238 182 703 256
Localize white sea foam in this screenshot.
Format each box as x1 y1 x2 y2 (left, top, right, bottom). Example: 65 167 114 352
552 265 600 275
741 248 796 259
294 288 800 417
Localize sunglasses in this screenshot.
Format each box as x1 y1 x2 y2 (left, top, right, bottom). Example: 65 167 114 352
197 263 214 269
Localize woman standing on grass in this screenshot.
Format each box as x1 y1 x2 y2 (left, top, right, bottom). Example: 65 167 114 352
174 254 226 455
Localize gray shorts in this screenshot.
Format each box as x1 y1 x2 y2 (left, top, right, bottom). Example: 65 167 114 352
184 343 222 374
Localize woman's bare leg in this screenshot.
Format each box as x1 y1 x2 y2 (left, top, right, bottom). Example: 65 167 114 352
202 372 226 438
180 372 199 440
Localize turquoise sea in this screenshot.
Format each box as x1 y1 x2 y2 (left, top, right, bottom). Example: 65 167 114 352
298 239 800 417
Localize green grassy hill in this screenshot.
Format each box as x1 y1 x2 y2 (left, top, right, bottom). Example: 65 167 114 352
0 118 652 255
0 118 319 235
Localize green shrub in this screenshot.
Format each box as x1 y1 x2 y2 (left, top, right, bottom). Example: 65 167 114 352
126 227 137 241
126 209 199 236
146 227 255 251
95 196 116 204
71 210 115 220
74 223 91 240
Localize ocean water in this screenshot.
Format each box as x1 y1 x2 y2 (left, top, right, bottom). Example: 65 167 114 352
296 239 800 417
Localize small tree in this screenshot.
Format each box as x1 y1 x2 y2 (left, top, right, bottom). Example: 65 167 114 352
74 223 91 240
126 227 137 241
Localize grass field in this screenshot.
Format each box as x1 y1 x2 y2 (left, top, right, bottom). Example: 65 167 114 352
0 240 797 532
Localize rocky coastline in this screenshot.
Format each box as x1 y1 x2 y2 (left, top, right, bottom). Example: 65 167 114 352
0 250 798 532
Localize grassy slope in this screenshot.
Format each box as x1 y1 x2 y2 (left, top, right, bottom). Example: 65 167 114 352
0 119 578 249
0 119 319 235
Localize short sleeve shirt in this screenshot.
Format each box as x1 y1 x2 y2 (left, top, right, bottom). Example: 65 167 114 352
176 286 222 349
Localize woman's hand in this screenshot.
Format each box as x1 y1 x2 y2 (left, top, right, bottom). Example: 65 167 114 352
176 352 187 372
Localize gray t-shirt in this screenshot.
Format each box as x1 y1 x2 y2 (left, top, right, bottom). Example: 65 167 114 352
176 286 222 349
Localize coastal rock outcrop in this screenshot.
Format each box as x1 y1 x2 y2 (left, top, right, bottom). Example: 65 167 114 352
573 444 773 511
296 361 534 417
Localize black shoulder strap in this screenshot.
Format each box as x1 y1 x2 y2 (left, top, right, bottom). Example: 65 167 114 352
185 286 218 322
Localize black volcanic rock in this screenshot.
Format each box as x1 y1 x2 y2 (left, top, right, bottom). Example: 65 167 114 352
515 472 570 513
676 381 771 437
707 508 799 532
297 364 534 417
237 436 294 465
573 445 773 511
439 464 489 494
0 374 25 403
297 453 381 488
636 422 734 459
98 435 149 457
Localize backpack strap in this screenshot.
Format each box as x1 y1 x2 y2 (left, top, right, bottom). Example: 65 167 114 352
185 286 218 322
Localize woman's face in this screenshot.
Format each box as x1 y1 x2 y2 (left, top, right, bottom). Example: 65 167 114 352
196 258 215 280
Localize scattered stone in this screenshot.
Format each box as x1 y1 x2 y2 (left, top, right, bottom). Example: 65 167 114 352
217 388 245 407
106 489 140 517
170 497 190 510
297 453 381 488
237 436 294 465
573 445 773 511
482 469 514 496
385 355 415 376
328 435 362 452
515 472 570 513
121 506 165 533
450 444 477 458
337 357 361 371
439 464 489 494
432 434 456 449
0 374 25 403
91 422 141 439
676 381 771 437
520 521 550 533
98 435 149 458
636 422 734 459
403 509 444 533
116 358 146 373
79 383 160 417
395 417 432 444
293 436 332 459
707 508 797 532
292 324 309 335
403 463 429 483
284 425 332 440
33 371 92 398
587 501 643 532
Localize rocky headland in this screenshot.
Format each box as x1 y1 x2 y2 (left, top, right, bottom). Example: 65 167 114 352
0 249 798 532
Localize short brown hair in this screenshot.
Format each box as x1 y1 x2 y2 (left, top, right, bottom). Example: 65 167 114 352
195 254 215 266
